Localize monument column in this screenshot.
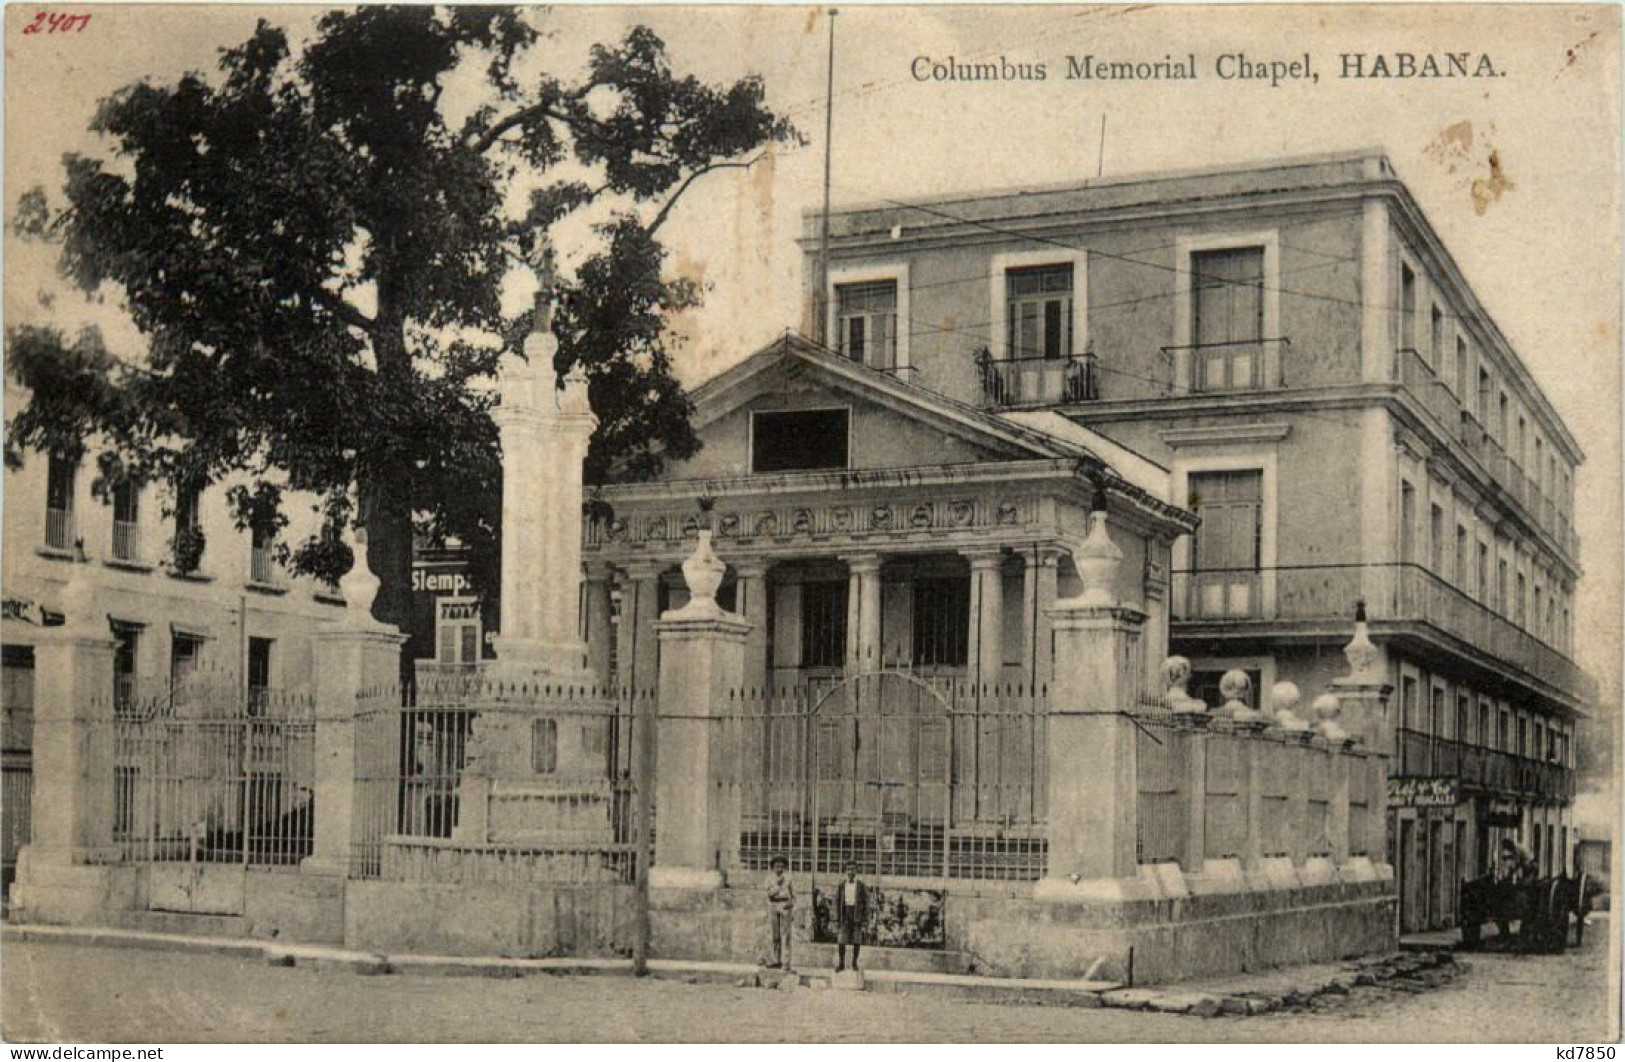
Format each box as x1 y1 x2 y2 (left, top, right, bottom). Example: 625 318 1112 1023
491 262 598 682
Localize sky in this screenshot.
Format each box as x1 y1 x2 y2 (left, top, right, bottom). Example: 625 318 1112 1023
4 4 1620 688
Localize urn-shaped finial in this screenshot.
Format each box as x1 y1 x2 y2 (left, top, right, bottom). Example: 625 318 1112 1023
1270 680 1311 733
680 530 727 616
1342 599 1382 680
339 529 382 625
1311 692 1350 743
1072 494 1123 608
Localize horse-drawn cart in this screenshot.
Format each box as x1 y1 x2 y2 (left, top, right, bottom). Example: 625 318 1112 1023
1459 872 1596 952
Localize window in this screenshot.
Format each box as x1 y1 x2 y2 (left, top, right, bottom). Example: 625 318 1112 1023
436 598 482 667
835 281 898 371
751 409 849 473
1517 416 1528 468
1400 264 1418 351
1476 542 1490 602
1006 264 1073 361
1497 392 1509 444
1188 470 1263 617
1477 367 1491 423
170 632 205 689
1191 247 1265 391
1456 692 1470 743
111 480 140 562
113 623 140 715
1497 709 1510 751
1429 685 1445 737
1429 504 1445 573
172 481 205 573
799 580 848 668
250 525 276 584
1515 572 1526 626
45 453 76 550
1429 305 1444 371
1456 337 1470 399
1517 716 1528 757
911 576 970 667
1455 525 1468 588
2 645 36 753
247 637 273 715
1477 701 1490 749
1400 482 1417 564
1497 558 1509 614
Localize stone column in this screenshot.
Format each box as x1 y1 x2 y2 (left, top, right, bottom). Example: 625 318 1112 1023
844 554 883 672
734 561 771 691
305 538 407 876
615 563 665 695
583 568 614 690
965 548 1005 690
1023 546 1062 690
650 538 752 890
1327 750 1352 863
1034 506 1147 900
491 276 598 680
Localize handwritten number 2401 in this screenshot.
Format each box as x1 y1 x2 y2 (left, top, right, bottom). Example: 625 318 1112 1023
23 12 91 34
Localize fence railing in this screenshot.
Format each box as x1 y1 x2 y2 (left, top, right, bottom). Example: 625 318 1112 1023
350 681 643 885
44 507 73 552
1162 338 1291 393
110 690 317 867
727 676 1048 883
1394 726 1575 803
250 544 277 585
977 352 1099 407
1171 562 1587 701
111 519 141 563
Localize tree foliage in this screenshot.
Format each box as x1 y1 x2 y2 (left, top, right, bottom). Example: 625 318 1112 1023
8 7 796 652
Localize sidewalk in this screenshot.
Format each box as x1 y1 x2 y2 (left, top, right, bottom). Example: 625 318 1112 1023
1 921 1452 1018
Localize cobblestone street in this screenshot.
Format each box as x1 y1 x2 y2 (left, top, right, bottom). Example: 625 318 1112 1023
2 921 1614 1043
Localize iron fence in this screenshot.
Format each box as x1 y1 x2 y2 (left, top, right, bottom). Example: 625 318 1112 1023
351 680 644 885
730 674 1047 884
110 689 316 867
1134 714 1189 865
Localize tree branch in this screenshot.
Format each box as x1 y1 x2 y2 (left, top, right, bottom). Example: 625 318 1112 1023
645 154 766 238
306 286 376 334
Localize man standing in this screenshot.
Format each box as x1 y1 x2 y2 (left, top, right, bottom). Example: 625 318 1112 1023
834 861 868 973
766 856 795 970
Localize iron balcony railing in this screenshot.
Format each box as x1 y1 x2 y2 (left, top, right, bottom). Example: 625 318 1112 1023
44 506 73 551
1161 338 1291 393
1394 727 1575 803
250 543 277 585
111 519 141 564
976 351 1098 407
1171 561 1589 701
1394 347 1576 561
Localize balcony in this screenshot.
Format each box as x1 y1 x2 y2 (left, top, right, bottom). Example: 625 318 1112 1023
44 506 74 552
111 519 142 564
1161 338 1291 393
1172 562 1589 703
1395 727 1575 803
977 351 1098 407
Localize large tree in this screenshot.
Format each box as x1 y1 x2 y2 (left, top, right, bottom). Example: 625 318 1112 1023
8 7 795 664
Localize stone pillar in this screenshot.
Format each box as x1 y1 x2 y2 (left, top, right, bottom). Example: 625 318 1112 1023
1034 505 1146 900
491 273 598 680
1184 727 1208 871
22 579 117 868
305 538 407 876
735 561 771 690
844 554 882 672
1327 751 1352 863
583 568 614 690
1023 546 1062 689
965 549 1004 689
650 537 752 890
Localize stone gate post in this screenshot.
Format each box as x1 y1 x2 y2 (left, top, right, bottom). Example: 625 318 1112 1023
649 532 751 890
304 540 407 877
1034 503 1146 899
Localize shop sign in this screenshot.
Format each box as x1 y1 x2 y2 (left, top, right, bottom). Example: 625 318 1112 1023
412 569 473 595
1387 777 1459 807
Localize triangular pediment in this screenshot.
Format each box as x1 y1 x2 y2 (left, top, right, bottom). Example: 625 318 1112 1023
674 333 1085 479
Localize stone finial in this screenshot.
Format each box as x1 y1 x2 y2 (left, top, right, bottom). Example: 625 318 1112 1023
1069 495 1123 608
1270 680 1311 733
1312 692 1349 742
1161 655 1207 715
338 525 382 626
1342 599 1382 681
1220 669 1261 723
663 528 730 622
558 360 593 416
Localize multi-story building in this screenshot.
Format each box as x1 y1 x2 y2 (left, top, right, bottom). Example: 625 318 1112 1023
790 150 1587 933
1 374 348 887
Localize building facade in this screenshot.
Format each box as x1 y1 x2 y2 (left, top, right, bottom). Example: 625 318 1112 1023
761 151 1586 933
